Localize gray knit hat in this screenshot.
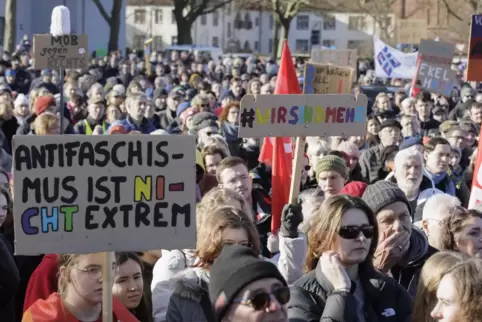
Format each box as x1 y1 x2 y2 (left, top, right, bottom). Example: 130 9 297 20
315 155 348 181
361 181 411 215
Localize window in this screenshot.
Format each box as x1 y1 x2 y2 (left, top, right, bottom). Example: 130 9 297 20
348 16 367 30
201 14 207 25
243 41 251 52
269 15 274 29
134 9 146 24
254 41 259 51
171 36 177 45
153 36 163 50
227 22 232 37
269 39 273 53
245 12 252 29
212 36 219 47
226 2 231 15
347 40 364 49
295 39 309 52
322 39 335 47
296 15 309 30
171 10 176 24
155 10 163 24
133 35 144 49
213 11 219 26
323 15 336 30
255 17 259 26
235 12 243 29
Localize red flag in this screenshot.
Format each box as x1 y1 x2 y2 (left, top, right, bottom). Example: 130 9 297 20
469 138 482 208
258 40 300 233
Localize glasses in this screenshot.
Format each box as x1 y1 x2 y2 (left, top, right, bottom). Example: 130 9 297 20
200 104 209 108
338 225 375 239
304 165 311 171
222 240 254 249
75 265 118 279
233 287 290 311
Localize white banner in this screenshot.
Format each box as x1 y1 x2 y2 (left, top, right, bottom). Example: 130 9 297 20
374 37 418 79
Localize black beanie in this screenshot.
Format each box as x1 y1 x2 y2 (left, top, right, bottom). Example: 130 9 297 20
209 245 287 322
361 181 411 215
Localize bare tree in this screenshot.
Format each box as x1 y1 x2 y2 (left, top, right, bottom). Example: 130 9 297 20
92 0 123 52
3 0 16 53
173 0 234 44
271 0 305 58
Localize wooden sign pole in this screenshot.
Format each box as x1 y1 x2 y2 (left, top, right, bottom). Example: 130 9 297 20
102 252 114 321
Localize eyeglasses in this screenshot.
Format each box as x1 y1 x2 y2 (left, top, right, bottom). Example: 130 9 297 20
304 165 311 171
222 240 254 249
233 286 290 311
75 265 118 279
200 104 209 108
338 225 375 239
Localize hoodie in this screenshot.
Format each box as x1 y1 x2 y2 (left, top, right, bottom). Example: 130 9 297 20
23 254 58 313
22 293 138 322
390 226 437 297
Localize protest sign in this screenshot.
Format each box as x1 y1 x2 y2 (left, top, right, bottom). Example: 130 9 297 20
416 39 456 96
13 135 196 255
468 14 482 81
33 34 89 70
374 37 417 79
238 94 367 138
304 63 353 94
311 49 357 81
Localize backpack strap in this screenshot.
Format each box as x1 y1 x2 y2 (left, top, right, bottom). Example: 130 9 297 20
200 291 215 322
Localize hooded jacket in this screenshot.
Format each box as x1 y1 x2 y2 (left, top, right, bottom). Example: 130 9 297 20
389 226 437 297
23 254 58 313
22 293 138 322
287 261 412 322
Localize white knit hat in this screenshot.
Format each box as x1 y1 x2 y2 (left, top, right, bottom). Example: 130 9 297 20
14 93 28 107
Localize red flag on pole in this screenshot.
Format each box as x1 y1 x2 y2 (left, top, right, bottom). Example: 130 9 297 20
258 40 301 233
469 138 482 208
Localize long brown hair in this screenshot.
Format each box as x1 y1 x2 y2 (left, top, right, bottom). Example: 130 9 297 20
195 206 260 268
439 208 482 252
305 195 378 272
411 251 468 322
219 101 240 123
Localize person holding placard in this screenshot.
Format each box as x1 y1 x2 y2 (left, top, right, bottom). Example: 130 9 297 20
22 253 137 322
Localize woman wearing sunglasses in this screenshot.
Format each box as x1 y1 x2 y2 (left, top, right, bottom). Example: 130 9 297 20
210 245 289 322
288 195 412 321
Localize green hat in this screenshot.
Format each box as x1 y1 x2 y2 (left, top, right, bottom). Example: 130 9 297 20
315 155 348 181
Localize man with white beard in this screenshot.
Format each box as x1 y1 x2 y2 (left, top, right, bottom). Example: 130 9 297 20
386 148 442 221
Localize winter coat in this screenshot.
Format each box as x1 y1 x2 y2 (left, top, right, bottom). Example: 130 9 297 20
152 267 213 322
0 235 19 322
270 233 308 284
0 117 19 154
388 226 437 297
359 144 382 184
151 249 197 292
287 261 412 322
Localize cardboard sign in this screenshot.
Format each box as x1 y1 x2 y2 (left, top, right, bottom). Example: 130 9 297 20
238 94 368 138
416 39 456 96
304 63 354 94
468 14 482 81
311 49 357 81
397 19 427 44
33 34 89 70
13 135 196 255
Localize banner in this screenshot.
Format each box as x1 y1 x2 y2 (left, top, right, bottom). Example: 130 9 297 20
467 14 482 81
469 137 482 209
374 37 417 79
238 94 368 138
13 135 196 255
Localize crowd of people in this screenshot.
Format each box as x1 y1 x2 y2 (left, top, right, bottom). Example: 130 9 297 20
0 43 481 322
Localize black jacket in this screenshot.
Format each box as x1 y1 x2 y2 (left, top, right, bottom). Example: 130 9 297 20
0 234 19 322
288 262 412 322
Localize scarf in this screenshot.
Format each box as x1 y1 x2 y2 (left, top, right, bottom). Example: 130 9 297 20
222 121 239 142
425 170 456 196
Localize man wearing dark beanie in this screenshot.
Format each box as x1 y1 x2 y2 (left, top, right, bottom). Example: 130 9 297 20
362 181 436 297
209 245 289 322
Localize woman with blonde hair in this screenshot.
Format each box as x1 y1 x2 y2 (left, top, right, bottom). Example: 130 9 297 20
411 251 468 322
22 253 138 321
33 112 61 136
439 207 482 258
288 195 412 321
152 206 260 322
430 258 482 321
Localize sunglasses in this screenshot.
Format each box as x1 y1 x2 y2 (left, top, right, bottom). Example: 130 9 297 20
338 225 375 239
233 287 290 311
304 165 311 171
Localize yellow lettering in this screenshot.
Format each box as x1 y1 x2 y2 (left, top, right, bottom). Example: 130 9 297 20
256 108 270 124
314 107 325 123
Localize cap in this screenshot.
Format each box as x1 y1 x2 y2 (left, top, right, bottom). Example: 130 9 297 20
362 181 411 215
379 119 402 131
315 155 348 181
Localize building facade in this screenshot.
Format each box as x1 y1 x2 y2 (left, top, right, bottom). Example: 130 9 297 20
126 0 394 55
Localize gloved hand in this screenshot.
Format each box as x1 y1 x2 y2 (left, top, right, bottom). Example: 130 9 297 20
280 204 303 238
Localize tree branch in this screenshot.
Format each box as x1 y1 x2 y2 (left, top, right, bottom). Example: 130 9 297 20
91 0 111 25
440 0 464 21
201 0 233 14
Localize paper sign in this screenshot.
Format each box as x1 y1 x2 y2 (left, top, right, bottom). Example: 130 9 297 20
304 63 354 94
238 94 368 138
13 135 196 255
416 39 456 96
33 34 89 70
468 14 482 81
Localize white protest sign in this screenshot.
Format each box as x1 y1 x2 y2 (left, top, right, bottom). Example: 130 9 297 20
374 37 417 79
13 135 196 255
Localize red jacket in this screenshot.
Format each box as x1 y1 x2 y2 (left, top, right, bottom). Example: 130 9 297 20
23 254 58 312
22 293 138 322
